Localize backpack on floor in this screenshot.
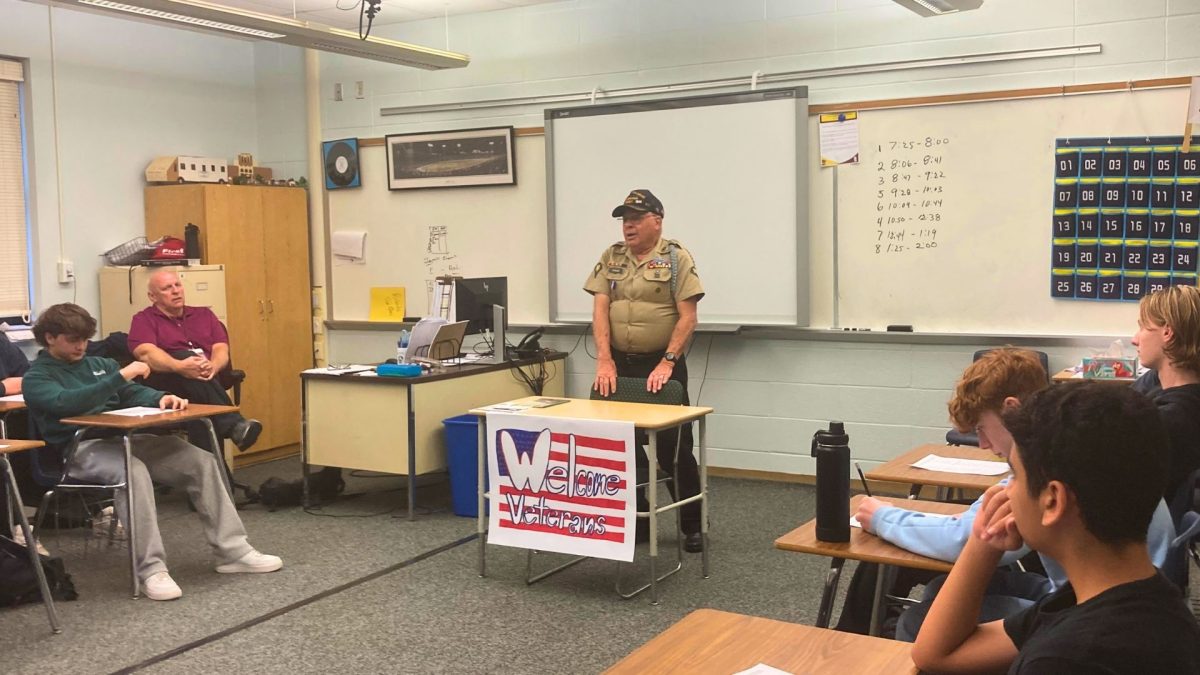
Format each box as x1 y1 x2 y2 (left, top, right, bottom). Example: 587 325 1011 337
0 535 79 607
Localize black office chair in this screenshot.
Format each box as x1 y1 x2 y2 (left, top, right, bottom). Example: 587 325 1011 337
944 348 1051 447
216 365 255 504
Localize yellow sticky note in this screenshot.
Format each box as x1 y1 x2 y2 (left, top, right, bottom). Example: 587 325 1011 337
369 287 406 321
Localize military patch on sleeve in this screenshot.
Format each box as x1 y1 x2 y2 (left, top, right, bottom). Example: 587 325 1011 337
593 262 603 277
690 266 699 277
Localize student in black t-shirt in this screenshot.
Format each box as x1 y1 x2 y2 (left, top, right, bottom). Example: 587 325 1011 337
1132 285 1200 525
911 382 1200 674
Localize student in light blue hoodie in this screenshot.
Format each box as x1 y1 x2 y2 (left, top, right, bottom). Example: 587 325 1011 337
851 348 1175 641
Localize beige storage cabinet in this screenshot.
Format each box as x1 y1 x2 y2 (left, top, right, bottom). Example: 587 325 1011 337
98 264 227 337
145 184 312 458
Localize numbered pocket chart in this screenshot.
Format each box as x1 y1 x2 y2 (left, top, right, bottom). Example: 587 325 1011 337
1052 137 1200 301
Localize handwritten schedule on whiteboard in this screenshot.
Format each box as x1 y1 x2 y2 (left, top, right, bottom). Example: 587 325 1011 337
871 136 951 256
1051 137 1200 302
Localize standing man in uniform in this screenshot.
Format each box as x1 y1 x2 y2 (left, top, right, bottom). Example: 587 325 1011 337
584 189 706 553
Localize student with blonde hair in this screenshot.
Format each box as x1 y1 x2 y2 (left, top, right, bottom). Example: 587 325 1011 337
1132 284 1200 525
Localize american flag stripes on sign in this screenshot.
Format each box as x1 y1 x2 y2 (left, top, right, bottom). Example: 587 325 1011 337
486 413 637 562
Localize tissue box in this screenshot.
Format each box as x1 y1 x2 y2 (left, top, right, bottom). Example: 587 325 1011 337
1081 356 1137 379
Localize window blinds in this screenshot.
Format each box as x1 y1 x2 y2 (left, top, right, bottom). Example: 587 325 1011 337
0 59 30 317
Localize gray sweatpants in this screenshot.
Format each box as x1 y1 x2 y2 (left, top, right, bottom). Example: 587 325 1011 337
69 434 253 581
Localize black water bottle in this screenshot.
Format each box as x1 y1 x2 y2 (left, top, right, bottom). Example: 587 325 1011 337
812 421 851 542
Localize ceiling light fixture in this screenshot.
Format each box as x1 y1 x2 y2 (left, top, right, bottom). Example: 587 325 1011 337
79 0 284 37
34 0 470 69
893 0 984 17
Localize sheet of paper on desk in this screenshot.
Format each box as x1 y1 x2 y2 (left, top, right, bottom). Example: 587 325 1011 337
103 406 169 417
911 454 1009 476
0 394 23 402
302 365 376 375
479 402 533 413
733 664 793 675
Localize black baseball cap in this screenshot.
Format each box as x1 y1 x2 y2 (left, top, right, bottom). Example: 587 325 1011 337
611 189 664 218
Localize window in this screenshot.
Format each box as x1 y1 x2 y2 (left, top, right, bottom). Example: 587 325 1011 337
0 59 30 318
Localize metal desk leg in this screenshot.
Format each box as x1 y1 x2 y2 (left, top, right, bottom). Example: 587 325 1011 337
301 381 311 509
477 416 487 578
3 456 60 633
123 433 140 599
869 563 891 636
406 388 416 522
698 416 709 578
200 418 233 498
648 432 659 605
815 558 847 628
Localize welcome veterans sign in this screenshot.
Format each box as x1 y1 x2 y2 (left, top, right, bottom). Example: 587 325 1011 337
486 413 637 562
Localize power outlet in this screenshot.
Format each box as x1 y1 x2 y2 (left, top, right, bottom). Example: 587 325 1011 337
56 259 75 284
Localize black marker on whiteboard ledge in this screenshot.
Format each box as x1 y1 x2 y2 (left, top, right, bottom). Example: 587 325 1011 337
886 324 913 332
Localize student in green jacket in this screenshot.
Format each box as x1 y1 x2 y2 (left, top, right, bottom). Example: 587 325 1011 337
23 303 282 601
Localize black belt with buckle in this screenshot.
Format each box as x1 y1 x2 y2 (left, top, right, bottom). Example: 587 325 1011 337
612 349 665 364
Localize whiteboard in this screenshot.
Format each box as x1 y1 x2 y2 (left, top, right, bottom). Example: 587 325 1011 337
326 138 549 325
831 87 1191 336
546 89 808 326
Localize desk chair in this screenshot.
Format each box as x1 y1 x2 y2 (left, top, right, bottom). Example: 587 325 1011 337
597 377 688 598
30 427 136 597
216 365 254 503
1168 468 1200 591
145 359 253 505
1 443 61 633
523 379 689 597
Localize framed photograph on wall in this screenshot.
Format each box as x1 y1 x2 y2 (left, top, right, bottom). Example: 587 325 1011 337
385 126 516 190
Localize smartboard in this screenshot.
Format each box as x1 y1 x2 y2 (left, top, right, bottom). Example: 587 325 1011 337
546 88 808 326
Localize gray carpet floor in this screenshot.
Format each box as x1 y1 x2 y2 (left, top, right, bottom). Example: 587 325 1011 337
5 459 1197 674
1 458 844 674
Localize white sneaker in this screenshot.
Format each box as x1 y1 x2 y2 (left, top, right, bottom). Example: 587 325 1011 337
143 571 183 601
11 525 50 556
215 549 283 574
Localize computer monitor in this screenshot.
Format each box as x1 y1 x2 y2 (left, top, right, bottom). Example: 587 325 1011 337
455 277 508 335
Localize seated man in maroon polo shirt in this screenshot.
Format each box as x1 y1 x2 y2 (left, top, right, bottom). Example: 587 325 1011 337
128 269 261 451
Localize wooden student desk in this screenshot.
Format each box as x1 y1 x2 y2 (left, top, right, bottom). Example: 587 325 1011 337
62 403 237 598
0 397 26 438
776 494 968 636
866 443 1008 498
604 608 917 674
1 438 60 633
471 396 714 605
301 354 565 520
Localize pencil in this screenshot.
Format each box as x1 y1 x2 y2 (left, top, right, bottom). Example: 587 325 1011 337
854 461 872 498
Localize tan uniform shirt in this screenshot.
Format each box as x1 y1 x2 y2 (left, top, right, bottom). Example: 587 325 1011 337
583 237 704 353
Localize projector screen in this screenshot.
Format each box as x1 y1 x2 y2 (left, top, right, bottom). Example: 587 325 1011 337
546 88 809 326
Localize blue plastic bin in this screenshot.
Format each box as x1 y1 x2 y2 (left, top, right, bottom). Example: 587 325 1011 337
443 414 487 517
